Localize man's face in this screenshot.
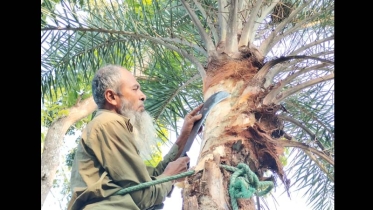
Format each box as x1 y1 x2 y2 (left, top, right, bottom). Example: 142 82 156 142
115 70 157 160
117 70 146 112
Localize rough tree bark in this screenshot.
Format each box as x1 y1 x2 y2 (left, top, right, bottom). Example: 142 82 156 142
41 97 97 208
182 53 288 210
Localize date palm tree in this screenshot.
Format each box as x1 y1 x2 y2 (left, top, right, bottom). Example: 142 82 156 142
41 0 334 209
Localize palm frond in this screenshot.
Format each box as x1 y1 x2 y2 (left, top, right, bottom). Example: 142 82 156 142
273 83 334 210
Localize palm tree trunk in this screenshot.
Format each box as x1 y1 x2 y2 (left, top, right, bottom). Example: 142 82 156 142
182 55 286 209
41 97 97 208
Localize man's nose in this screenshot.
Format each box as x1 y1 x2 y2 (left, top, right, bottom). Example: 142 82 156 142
140 91 146 101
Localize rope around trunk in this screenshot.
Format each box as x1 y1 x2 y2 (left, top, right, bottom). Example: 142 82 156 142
220 163 274 210
114 163 274 210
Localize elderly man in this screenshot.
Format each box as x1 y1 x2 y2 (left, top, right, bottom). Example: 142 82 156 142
67 64 203 210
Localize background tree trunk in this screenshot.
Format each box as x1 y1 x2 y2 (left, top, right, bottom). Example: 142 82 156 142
41 97 97 208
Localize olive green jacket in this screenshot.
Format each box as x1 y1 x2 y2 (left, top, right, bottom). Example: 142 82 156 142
67 109 178 210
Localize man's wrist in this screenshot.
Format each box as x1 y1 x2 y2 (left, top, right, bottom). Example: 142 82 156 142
175 133 188 146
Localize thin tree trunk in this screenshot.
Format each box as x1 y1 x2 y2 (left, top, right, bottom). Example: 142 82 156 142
41 96 97 208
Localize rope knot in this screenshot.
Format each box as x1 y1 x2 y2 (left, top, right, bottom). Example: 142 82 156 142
221 162 274 210
229 163 257 199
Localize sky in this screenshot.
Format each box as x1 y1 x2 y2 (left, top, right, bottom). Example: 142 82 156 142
42 124 313 210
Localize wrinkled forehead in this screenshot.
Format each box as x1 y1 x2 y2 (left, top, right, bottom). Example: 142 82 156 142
121 69 140 87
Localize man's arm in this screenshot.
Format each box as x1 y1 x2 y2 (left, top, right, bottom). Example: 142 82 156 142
147 144 179 176
149 104 203 175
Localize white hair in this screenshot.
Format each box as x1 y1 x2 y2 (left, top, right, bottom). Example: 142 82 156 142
91 65 123 108
119 97 158 161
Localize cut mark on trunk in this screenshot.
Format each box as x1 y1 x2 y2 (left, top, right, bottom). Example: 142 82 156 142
195 145 226 171
182 195 199 209
201 161 228 209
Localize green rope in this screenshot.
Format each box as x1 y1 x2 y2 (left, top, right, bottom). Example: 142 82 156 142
114 163 273 210
220 163 274 210
114 170 194 195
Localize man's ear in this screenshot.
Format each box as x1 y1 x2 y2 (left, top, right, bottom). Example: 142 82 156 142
104 89 119 106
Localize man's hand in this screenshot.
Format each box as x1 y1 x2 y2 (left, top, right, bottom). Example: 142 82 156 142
162 156 190 183
180 104 203 136
174 104 203 158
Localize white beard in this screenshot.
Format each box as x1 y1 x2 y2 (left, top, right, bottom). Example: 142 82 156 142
119 97 158 161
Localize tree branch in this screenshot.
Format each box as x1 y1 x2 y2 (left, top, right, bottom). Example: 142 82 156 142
41 96 97 208
274 139 334 166
42 27 206 79
254 56 300 84
263 63 331 104
236 0 245 33
238 0 264 47
290 35 334 56
192 0 219 46
272 73 334 104
259 1 311 55
161 37 207 56
255 55 334 86
286 100 334 140
264 51 334 88
303 150 334 182
248 1 279 42
278 114 315 139
180 0 217 58
278 114 330 156
218 0 228 43
267 10 331 53
225 0 238 55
